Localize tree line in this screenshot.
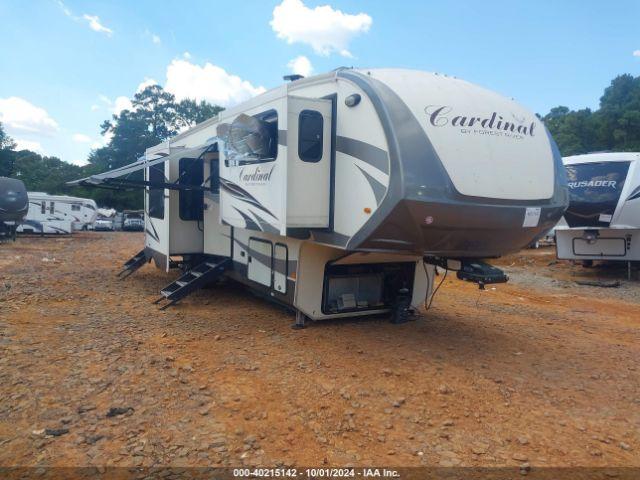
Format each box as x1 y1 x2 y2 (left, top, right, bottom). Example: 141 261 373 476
0 85 223 210
1 74 639 210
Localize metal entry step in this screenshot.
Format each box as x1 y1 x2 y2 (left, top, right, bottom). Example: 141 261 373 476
117 249 150 279
154 257 231 310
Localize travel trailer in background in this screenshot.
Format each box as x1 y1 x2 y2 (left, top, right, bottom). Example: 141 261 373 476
72 68 568 324
0 177 28 241
16 192 97 235
556 152 640 276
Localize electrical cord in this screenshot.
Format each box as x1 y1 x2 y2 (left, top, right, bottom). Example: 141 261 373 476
424 263 448 310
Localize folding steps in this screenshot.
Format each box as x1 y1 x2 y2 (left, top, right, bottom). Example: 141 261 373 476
117 249 150 279
154 257 231 310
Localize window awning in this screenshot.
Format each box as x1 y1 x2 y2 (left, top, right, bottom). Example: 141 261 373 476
67 144 216 191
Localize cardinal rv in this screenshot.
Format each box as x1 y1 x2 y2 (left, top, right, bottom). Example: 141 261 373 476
555 152 640 270
71 68 568 325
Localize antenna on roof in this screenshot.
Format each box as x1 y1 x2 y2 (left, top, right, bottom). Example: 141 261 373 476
283 74 304 82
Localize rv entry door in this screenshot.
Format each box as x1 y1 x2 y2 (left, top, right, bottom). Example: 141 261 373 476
287 96 333 229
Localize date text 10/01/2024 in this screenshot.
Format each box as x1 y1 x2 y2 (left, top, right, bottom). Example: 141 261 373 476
233 468 401 478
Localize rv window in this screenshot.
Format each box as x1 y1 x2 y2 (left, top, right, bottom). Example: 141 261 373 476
178 157 204 221
49 202 55 214
224 110 278 167
148 164 165 219
71 204 81 211
202 149 220 194
298 110 323 162
210 157 220 194
41 201 46 214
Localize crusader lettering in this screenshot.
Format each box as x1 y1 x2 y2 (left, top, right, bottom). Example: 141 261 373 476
568 180 617 189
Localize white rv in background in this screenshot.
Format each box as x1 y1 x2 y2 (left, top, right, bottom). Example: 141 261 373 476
72 68 568 324
17 192 98 234
556 152 640 266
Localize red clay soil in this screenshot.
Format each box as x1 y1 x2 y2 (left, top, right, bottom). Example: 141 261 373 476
0 233 638 468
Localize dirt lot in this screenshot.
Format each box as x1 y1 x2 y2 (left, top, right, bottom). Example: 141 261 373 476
0 233 638 468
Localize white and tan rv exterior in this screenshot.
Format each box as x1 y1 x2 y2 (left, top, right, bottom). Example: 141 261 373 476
17 192 97 234
73 68 568 322
556 152 640 266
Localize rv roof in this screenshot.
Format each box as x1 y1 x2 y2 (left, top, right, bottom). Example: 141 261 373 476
563 152 640 165
27 192 97 204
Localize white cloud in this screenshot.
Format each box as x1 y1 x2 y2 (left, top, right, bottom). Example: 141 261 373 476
287 55 313 77
152 34 161 45
90 104 100 111
164 59 266 106
112 96 133 115
82 14 113 36
633 50 640 57
271 0 371 57
72 133 92 143
57 2 113 37
14 139 44 153
56 0 73 18
183 51 192 60
0 97 59 136
136 77 159 93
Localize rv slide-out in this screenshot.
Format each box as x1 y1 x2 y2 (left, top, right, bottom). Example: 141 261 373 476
71 68 568 322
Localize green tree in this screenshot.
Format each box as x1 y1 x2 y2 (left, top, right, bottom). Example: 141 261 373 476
0 122 17 176
543 74 640 155
0 121 16 150
85 85 223 208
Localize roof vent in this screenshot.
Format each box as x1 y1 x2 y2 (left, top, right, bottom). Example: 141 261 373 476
283 74 304 82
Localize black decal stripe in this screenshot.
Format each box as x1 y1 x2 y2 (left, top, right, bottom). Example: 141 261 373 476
250 210 280 234
145 229 159 242
355 164 386 206
627 186 640 201
220 178 277 219
336 136 389 175
233 207 262 232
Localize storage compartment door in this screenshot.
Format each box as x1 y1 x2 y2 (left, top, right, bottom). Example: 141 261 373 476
286 96 333 228
273 243 288 294
248 238 272 287
573 237 627 257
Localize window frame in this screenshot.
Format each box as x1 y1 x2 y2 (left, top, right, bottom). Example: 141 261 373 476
224 109 279 167
178 157 204 222
297 109 324 163
148 164 165 220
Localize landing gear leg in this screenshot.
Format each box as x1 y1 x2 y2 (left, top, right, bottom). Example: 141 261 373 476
292 310 307 329
391 287 412 324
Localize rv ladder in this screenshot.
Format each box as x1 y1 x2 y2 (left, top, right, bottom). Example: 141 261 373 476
117 249 150 279
154 257 231 310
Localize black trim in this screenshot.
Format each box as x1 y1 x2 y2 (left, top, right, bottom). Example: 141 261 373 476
274 242 289 294
322 93 338 233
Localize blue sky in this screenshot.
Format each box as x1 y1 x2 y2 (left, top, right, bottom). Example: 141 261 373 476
1 0 639 165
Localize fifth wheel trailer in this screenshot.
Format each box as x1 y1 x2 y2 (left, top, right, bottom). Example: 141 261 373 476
556 152 640 269
16 192 97 234
71 68 568 324
0 177 28 241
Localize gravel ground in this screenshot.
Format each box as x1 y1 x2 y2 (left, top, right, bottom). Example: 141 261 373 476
0 233 638 468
